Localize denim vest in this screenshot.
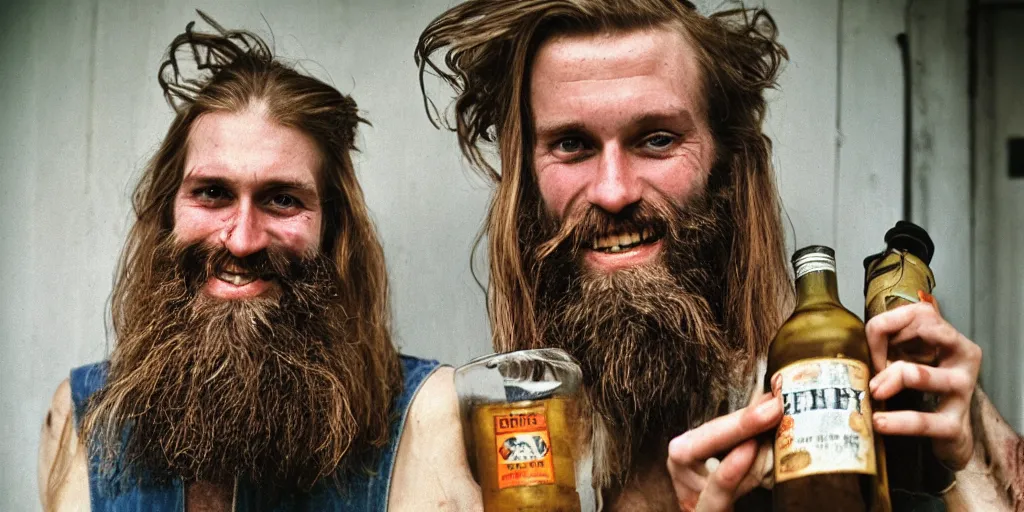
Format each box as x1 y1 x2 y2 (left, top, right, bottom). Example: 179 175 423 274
70 355 440 511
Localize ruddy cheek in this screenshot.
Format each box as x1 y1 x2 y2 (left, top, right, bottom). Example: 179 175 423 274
172 207 230 246
269 214 321 255
536 171 575 218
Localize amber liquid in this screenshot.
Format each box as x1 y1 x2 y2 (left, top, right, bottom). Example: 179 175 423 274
767 267 890 512
470 397 581 512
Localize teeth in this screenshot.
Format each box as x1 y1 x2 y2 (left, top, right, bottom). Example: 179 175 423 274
223 264 244 274
218 272 256 286
591 229 658 252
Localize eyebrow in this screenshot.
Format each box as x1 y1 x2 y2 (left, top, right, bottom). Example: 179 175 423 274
181 173 319 197
534 108 697 140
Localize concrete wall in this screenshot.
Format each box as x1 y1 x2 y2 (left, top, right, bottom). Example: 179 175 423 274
0 1 966 509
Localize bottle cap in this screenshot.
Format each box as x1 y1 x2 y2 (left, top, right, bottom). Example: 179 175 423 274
792 245 836 279
884 220 935 264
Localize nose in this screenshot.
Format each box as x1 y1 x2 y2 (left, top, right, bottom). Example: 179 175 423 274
586 143 641 214
219 201 270 258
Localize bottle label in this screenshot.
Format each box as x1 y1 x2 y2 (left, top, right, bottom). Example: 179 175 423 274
771 358 876 482
494 408 556 489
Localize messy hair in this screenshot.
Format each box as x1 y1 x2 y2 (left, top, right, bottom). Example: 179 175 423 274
83 10 401 480
416 0 792 376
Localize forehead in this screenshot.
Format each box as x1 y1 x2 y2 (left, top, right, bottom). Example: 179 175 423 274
529 26 706 126
183 108 321 188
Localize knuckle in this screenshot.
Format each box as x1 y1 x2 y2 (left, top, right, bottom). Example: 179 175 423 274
670 434 695 463
908 362 928 382
712 467 739 491
935 416 960 440
675 444 696 465
916 301 940 318
966 341 983 364
948 370 973 394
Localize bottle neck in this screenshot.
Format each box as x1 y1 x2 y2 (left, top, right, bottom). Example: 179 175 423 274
795 269 841 307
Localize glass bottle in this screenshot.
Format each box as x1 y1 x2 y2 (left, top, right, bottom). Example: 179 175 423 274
864 221 954 496
767 246 890 512
455 348 586 512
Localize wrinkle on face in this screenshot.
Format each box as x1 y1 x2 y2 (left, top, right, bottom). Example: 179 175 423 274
530 26 714 228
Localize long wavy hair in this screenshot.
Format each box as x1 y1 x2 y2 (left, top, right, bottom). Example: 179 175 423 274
416 0 793 377
80 11 401 481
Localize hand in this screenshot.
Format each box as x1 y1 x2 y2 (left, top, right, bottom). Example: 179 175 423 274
866 301 982 470
666 393 781 511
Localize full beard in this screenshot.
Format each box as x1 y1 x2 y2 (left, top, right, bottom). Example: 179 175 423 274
83 237 396 492
531 187 738 485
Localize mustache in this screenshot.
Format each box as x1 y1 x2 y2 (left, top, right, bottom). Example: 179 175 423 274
534 195 718 263
168 239 313 291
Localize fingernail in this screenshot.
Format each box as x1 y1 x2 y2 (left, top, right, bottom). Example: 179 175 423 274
873 414 886 429
869 377 879 392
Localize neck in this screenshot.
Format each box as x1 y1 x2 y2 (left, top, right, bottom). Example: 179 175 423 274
599 443 677 512
587 406 676 488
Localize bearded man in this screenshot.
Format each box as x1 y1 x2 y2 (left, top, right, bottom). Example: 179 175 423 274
416 1 1020 510
37 15 479 512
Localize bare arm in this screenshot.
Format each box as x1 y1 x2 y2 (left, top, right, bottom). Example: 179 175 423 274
945 387 1022 511
37 379 89 512
388 367 483 511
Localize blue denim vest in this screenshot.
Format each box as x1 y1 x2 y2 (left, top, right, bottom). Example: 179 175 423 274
70 355 440 511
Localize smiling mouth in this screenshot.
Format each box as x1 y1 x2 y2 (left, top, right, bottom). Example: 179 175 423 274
590 227 663 253
213 262 268 287
216 271 258 286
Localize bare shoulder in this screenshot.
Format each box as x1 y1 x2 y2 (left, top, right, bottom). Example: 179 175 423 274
389 366 482 511
38 378 89 512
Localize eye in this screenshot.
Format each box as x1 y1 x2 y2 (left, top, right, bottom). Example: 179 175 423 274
557 138 585 154
642 133 678 151
193 185 231 204
269 194 302 210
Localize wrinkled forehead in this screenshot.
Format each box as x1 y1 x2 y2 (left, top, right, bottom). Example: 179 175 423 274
527 25 708 124
183 108 325 190
531 24 701 79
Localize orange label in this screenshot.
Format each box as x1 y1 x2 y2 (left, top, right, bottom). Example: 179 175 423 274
494 411 555 489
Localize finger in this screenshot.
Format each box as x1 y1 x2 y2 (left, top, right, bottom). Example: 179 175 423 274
868 361 975 401
667 460 709 500
668 396 781 465
865 303 936 372
868 303 978 364
736 440 774 496
696 439 758 512
873 410 961 440
875 410 974 470
888 319 968 358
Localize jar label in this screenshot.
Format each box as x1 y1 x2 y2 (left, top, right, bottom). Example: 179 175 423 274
771 358 876 482
494 409 556 489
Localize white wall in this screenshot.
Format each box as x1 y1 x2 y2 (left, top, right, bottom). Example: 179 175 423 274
974 7 1024 429
0 1 963 510
908 0 972 340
